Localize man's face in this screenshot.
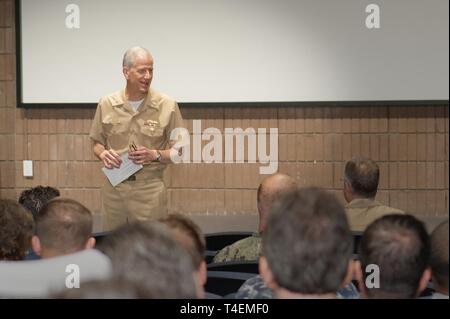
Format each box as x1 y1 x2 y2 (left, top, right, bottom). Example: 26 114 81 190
124 53 154 94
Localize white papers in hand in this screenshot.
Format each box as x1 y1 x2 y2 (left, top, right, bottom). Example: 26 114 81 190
101 152 143 187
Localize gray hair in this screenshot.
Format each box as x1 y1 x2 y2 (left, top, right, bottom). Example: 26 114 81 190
263 187 352 294
97 221 198 299
122 46 152 68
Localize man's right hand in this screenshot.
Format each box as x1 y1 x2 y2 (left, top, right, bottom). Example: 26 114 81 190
100 149 122 169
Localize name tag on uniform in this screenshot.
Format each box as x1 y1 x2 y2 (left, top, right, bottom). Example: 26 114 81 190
111 117 121 125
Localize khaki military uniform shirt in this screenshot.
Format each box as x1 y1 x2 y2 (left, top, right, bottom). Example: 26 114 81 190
345 198 404 232
89 88 185 230
89 87 184 163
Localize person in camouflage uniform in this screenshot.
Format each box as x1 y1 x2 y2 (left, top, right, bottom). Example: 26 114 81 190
234 275 360 299
213 174 298 263
234 275 273 299
212 234 262 263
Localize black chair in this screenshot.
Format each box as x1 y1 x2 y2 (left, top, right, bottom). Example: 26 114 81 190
207 260 259 274
205 271 256 297
204 250 217 264
352 230 363 254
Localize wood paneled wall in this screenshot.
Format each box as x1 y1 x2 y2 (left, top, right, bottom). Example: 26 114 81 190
1 0 448 230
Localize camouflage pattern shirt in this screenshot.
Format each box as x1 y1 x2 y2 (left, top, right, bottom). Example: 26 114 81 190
234 275 360 299
213 234 262 263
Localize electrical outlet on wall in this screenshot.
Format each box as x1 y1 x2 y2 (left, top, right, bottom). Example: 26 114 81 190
23 160 33 177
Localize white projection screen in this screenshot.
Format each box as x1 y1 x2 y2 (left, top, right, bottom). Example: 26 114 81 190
17 0 449 106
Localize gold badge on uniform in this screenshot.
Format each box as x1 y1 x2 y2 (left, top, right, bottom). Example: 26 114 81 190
144 120 159 132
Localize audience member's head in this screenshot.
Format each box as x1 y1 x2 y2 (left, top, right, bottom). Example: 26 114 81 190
18 186 60 219
430 221 449 296
159 214 207 298
260 187 353 298
0 199 34 260
343 157 379 202
356 214 431 299
257 173 298 233
32 198 95 258
97 221 198 298
54 278 154 299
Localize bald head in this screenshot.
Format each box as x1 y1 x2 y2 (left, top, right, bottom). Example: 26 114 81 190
257 173 298 233
122 46 152 68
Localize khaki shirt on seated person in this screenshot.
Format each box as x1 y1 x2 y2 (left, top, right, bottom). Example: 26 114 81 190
345 198 404 232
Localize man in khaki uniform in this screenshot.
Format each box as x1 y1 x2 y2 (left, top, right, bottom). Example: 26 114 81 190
343 157 404 232
89 47 185 230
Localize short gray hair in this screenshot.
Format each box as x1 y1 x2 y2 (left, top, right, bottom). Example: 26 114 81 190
97 221 197 298
263 187 352 294
122 46 151 68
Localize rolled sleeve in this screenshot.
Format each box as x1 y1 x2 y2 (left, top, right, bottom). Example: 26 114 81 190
89 100 107 146
165 102 188 149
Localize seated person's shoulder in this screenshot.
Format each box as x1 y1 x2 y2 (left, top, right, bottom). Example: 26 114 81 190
235 275 274 299
213 235 261 263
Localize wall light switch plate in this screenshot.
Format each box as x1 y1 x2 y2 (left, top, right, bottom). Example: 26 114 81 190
23 160 33 177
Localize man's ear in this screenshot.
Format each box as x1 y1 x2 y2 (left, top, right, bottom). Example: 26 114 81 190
343 180 353 203
85 237 96 250
416 267 432 298
31 235 41 256
199 260 207 286
353 260 368 298
123 67 129 80
259 257 277 291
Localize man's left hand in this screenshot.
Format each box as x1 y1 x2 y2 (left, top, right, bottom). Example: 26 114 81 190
128 146 158 164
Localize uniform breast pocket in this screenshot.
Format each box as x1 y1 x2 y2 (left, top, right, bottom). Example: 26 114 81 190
101 118 130 150
102 119 128 137
140 126 165 149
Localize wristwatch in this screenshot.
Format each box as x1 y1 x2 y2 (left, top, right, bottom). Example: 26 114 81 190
155 150 162 162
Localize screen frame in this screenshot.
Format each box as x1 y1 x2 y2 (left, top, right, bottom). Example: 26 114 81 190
14 0 449 109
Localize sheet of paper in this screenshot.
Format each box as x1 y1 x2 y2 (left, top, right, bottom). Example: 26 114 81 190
101 152 143 187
